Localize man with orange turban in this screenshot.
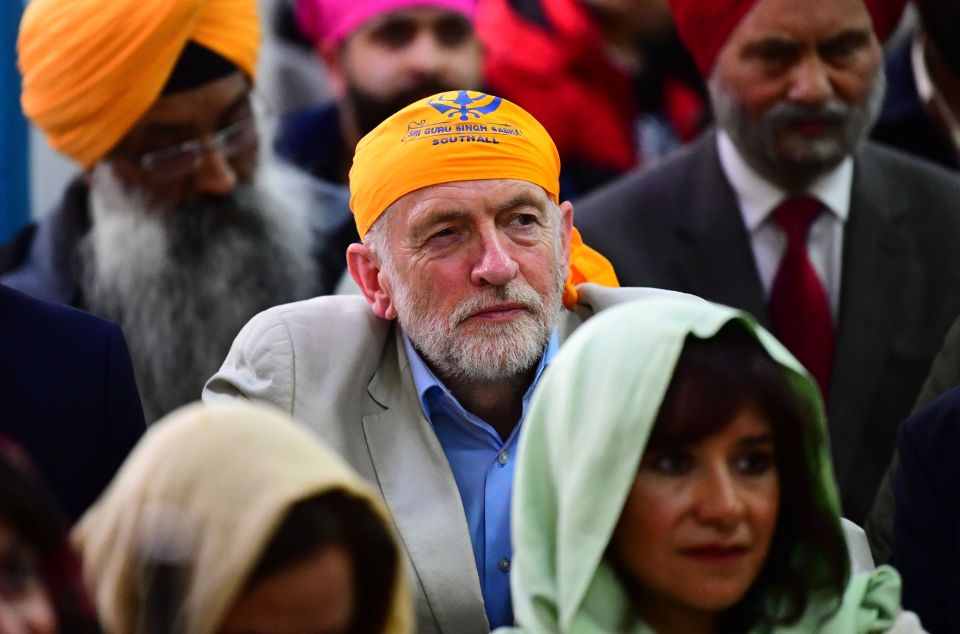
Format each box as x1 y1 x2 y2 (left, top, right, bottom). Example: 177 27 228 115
205 90 642 633
1 0 321 423
576 0 960 531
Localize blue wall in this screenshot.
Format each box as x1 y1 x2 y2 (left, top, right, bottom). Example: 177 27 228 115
0 1 29 242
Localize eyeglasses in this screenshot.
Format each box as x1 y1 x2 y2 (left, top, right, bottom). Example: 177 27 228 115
136 117 258 182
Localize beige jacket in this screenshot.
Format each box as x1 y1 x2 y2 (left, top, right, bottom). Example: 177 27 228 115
202 284 670 634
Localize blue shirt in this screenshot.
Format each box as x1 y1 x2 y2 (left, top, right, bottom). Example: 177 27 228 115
402 331 559 629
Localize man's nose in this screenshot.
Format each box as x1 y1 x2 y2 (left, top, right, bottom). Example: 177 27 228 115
694 466 746 528
193 147 238 197
403 31 445 78
470 230 519 287
787 56 832 105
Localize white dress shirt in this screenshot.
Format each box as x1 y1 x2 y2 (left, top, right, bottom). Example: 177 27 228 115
716 131 853 321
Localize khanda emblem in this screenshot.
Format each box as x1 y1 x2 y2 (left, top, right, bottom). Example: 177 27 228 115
427 91 503 121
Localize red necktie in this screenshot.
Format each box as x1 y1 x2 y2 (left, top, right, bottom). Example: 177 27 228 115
768 197 834 399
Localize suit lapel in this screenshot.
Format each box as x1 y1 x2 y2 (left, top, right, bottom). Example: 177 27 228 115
827 149 906 490
361 329 489 634
673 134 770 323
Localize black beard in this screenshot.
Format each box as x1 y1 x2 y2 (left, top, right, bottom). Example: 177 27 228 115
347 78 458 136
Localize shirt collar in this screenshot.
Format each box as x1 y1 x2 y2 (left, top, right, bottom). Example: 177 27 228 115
717 130 853 232
402 328 560 425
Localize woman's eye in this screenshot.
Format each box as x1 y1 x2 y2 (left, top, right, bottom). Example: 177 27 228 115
0 549 40 598
735 450 775 476
648 452 693 476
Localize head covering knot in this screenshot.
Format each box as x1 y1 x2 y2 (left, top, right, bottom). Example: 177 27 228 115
669 0 908 78
18 0 260 168
296 0 476 52
349 89 619 308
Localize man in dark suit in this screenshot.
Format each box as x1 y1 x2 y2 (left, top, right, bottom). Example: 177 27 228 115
0 283 145 521
576 0 960 524
891 387 960 632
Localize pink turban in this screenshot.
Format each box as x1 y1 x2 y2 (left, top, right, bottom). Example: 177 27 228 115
670 0 909 78
296 0 476 51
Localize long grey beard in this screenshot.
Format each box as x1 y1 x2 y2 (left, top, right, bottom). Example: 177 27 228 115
80 165 318 423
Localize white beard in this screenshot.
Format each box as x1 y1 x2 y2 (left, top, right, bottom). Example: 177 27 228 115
387 254 565 384
80 164 318 423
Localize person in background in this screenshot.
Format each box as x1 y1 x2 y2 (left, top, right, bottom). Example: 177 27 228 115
477 0 707 199
864 0 960 562
872 0 960 171
273 0 484 292
0 283 144 522
205 90 626 632
2 0 319 423
501 296 923 633
74 402 410 634
575 0 960 526
890 387 960 633
0 442 99 633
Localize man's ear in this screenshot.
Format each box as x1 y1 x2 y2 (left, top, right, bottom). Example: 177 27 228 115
559 200 574 269
347 243 397 320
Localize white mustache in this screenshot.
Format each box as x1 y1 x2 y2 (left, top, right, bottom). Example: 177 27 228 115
449 282 545 328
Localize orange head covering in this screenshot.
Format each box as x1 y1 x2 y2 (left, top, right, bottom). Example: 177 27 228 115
19 0 260 168
670 0 908 78
349 90 619 308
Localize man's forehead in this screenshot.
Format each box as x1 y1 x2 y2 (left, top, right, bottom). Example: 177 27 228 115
353 5 472 35
731 0 874 43
398 179 549 211
387 179 549 228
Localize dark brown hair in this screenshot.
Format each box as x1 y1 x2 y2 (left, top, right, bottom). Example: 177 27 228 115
245 490 400 634
0 443 100 633
643 324 848 630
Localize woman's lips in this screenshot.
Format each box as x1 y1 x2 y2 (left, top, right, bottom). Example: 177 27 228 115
679 545 750 562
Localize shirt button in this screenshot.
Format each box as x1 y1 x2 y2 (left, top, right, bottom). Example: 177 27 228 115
498 451 509 466
499 558 511 573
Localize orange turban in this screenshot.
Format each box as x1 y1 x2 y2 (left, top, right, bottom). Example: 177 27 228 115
349 90 619 308
19 0 260 168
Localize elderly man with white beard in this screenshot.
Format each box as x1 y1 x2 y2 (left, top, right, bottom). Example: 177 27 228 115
1 0 318 423
202 90 645 633
575 0 960 530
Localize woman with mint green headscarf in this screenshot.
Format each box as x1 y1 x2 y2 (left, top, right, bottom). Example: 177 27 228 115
501 296 923 634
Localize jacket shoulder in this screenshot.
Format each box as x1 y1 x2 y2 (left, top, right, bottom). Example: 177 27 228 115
860 142 960 193
204 295 390 414
0 283 117 345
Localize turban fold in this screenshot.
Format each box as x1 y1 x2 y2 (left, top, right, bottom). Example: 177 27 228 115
670 0 908 78
19 0 260 168
349 90 619 307
297 0 476 51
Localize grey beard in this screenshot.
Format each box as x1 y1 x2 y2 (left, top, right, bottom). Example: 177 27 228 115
709 67 886 191
80 165 318 423
382 233 567 385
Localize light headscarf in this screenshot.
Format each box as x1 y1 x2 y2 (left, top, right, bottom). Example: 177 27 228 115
74 402 412 634
503 295 902 633
18 0 260 168
349 89 619 308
